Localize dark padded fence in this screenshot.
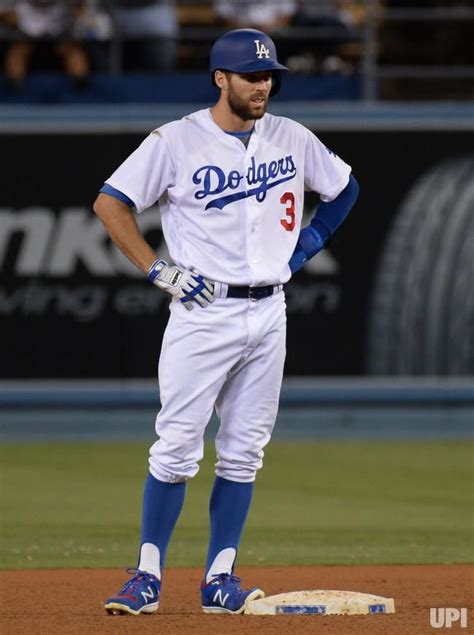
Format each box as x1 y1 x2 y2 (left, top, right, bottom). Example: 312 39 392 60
1 130 473 377
367 156 474 375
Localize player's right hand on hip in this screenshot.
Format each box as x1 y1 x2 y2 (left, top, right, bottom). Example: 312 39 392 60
147 259 215 310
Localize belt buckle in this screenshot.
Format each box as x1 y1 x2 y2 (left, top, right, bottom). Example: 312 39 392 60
248 287 258 302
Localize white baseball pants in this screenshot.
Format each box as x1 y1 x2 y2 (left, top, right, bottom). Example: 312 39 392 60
148 291 286 483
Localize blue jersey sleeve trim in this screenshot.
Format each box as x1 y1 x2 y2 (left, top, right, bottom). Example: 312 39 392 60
100 183 136 209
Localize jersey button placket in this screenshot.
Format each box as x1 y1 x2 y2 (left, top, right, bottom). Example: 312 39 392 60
243 137 261 275
247 199 262 269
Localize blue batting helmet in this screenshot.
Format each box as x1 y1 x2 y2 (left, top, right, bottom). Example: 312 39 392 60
210 29 288 96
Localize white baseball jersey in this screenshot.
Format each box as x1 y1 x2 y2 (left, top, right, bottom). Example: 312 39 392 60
105 108 351 286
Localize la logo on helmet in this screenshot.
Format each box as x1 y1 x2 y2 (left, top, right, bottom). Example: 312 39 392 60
254 40 270 59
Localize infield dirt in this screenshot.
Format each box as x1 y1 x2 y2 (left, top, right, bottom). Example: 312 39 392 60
1 564 472 634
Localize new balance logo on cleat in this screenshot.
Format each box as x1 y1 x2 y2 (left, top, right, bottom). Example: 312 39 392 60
141 586 156 603
104 568 160 616
201 573 265 614
212 589 230 607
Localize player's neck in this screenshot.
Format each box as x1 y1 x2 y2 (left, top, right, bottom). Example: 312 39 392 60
210 104 255 133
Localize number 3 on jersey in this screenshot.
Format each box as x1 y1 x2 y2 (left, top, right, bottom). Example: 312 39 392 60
280 192 296 231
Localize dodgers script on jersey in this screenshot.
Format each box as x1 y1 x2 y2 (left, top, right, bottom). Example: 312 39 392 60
105 108 351 287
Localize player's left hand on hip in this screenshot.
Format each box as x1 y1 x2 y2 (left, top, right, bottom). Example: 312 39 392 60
147 259 215 310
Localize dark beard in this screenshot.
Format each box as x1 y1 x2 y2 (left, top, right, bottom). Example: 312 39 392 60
227 90 268 121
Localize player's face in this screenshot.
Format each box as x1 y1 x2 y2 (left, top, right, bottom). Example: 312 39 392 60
225 72 273 121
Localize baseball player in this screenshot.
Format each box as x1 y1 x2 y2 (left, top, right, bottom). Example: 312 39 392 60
94 28 359 616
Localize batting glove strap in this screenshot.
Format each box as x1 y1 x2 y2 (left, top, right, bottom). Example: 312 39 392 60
147 259 215 310
148 259 172 283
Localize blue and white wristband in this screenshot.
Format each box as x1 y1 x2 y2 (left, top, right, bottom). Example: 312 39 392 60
148 259 184 288
147 259 167 284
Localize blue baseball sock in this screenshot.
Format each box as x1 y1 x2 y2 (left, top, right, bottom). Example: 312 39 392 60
205 476 254 582
138 472 186 579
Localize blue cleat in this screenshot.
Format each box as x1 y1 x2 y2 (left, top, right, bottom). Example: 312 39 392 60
104 568 160 616
201 573 264 614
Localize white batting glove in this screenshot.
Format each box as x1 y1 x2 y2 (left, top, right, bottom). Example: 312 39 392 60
147 259 215 311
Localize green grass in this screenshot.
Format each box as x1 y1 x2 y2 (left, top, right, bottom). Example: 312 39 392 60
0 441 472 569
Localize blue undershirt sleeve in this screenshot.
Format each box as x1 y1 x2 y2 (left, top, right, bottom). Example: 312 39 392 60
310 173 359 240
99 183 136 209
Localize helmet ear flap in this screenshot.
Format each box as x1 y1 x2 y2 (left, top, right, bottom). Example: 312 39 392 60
270 71 281 97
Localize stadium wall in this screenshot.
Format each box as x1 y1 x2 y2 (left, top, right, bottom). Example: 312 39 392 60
1 108 473 377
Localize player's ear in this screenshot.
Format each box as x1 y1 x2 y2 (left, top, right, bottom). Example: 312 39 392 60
215 70 227 91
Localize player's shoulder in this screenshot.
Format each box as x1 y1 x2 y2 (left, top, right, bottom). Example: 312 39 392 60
260 112 309 137
150 108 210 139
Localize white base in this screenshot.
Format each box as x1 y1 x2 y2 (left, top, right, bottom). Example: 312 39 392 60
244 590 395 616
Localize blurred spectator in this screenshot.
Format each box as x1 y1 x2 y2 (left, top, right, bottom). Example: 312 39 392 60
287 0 361 74
2 0 90 91
214 0 296 33
111 0 178 73
74 0 112 41
73 0 113 73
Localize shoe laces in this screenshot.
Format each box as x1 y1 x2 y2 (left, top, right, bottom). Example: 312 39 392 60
118 568 158 595
212 573 242 587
